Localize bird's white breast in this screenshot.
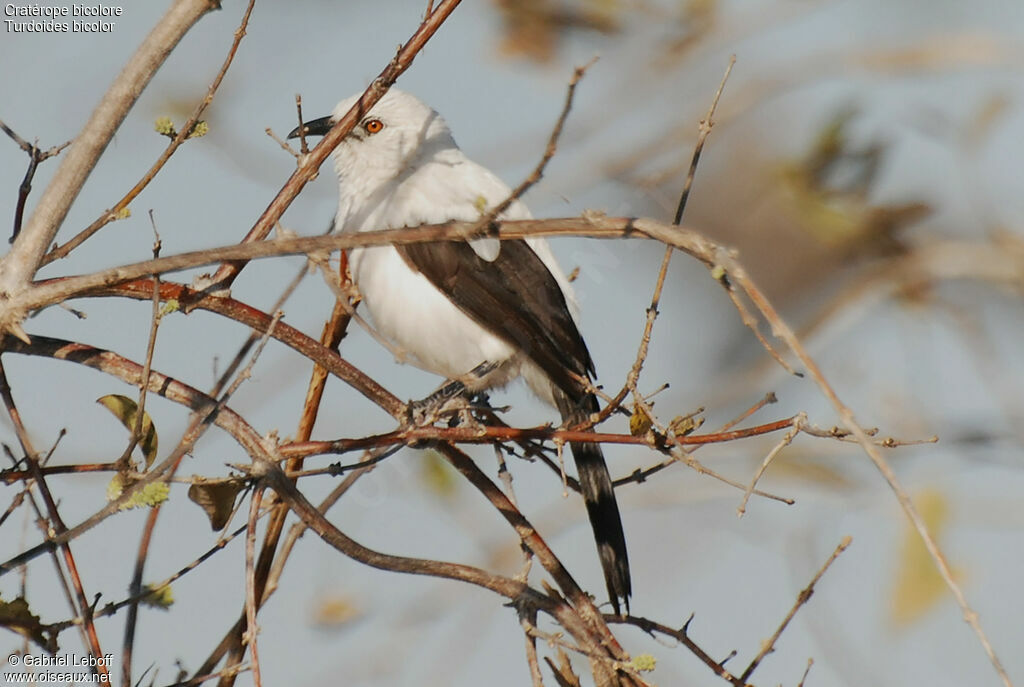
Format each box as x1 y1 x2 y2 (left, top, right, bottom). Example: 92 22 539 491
334 116 581 398
348 244 519 383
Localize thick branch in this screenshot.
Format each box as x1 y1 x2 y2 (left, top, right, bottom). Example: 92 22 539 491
19 216 719 314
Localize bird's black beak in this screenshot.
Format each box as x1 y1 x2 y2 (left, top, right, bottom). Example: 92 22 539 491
287 116 334 140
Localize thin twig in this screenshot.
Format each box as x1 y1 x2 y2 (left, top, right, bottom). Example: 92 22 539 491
206 0 466 292
292 94 308 155
599 57 735 423
77 521 253 626
674 55 735 225
737 413 804 516
797 658 814 687
609 614 751 687
244 486 264 687
0 118 71 243
715 248 1014 687
0 0 218 313
738 536 851 683
42 0 257 265
119 212 163 467
473 59 597 232
521 610 546 687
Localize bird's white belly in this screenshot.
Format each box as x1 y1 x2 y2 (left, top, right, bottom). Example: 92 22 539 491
349 245 518 382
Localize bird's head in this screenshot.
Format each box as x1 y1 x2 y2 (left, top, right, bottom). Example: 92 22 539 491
288 88 456 188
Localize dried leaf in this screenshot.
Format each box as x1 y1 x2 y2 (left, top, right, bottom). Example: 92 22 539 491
188 481 244 530
311 593 361 628
0 595 58 653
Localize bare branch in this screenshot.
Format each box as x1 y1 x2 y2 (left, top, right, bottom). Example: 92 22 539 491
0 0 218 315
714 248 1014 687
42 0 258 266
738 536 851 683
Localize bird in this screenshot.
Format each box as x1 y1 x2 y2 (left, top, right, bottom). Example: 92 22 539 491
289 88 631 614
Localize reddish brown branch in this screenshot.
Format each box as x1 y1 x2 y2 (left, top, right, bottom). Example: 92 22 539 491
90 278 404 418
280 416 799 460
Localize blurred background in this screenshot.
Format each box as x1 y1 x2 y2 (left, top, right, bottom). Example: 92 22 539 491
2 0 1023 685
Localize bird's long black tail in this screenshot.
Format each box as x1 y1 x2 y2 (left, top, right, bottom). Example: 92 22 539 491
554 389 631 615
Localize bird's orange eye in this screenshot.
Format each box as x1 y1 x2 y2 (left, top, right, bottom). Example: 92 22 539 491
363 119 384 134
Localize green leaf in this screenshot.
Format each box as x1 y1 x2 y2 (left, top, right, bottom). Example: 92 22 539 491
97 394 159 468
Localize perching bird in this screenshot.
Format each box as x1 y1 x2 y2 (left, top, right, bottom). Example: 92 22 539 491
289 88 631 613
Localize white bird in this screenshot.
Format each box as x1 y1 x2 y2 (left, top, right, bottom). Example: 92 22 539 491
290 88 631 613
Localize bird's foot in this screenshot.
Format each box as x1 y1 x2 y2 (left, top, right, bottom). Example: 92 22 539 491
406 361 501 428
407 378 468 426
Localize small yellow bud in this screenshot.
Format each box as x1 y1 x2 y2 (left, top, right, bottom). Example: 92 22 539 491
629 654 656 672
154 116 176 137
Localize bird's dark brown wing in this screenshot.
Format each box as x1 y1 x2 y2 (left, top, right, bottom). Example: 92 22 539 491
396 239 595 398
398 238 631 613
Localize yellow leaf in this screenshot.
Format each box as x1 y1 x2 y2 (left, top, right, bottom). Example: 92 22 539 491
890 488 962 626
629 408 652 437
421 450 457 500
97 394 159 468
668 413 703 436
